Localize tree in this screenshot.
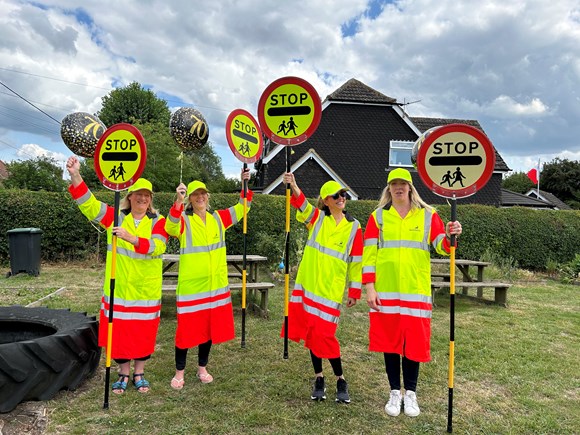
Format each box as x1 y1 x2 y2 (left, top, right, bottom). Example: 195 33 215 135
540 158 580 209
502 171 535 194
97 82 171 127
4 156 68 192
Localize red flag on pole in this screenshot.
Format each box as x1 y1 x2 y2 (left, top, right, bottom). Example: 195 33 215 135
526 168 538 185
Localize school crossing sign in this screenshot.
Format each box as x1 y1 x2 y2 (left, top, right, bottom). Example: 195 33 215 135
412 123 496 198
94 123 147 191
258 76 322 145
225 109 264 164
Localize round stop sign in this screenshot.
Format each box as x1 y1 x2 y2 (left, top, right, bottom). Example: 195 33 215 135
412 124 496 198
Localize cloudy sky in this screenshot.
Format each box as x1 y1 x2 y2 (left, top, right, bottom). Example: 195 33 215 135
1 0 579 180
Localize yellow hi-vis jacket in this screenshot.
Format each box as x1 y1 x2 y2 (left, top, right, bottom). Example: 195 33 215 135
165 191 252 348
286 192 363 358
69 182 168 359
362 205 450 362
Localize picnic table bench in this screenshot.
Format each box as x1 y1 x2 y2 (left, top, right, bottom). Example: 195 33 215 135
161 254 274 317
431 258 511 306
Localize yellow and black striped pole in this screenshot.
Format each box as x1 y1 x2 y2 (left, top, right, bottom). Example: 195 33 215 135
103 191 120 409
283 147 291 359
447 195 457 432
241 163 249 348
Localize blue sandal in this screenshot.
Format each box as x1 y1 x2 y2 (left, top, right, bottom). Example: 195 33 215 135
112 374 129 395
133 373 150 393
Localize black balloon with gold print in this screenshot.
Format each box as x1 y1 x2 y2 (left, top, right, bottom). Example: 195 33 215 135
60 112 107 158
169 107 209 151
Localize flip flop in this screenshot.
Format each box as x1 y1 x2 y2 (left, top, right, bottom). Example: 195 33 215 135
171 377 185 390
196 372 213 384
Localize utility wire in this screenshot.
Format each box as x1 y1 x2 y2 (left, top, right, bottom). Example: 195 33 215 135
0 67 111 91
0 80 61 125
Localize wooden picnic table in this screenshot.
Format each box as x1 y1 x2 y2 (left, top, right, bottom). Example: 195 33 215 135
161 254 274 317
430 258 511 306
162 254 268 282
431 258 491 282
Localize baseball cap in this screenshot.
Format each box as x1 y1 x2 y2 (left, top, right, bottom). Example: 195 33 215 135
128 178 153 194
320 180 348 198
187 180 209 196
387 168 413 184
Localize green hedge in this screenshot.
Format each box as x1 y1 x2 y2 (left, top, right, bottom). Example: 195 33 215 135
1 190 579 270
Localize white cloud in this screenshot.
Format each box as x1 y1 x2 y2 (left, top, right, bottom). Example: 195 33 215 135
486 96 549 117
16 143 67 162
0 0 579 175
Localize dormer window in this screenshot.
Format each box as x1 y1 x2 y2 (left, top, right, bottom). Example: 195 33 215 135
389 141 414 167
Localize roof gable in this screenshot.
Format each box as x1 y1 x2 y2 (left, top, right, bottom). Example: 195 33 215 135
526 189 571 210
325 78 397 105
263 148 359 199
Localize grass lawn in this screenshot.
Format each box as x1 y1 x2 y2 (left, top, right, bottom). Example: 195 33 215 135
1 262 579 434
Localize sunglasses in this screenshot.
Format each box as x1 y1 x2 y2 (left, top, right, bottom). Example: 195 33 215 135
331 191 347 200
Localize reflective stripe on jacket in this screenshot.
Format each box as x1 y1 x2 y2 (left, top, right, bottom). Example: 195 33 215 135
69 181 167 358
285 191 363 358
165 190 252 347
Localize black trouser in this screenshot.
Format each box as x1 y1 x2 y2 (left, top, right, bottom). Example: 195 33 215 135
384 353 420 392
310 350 343 377
114 354 151 364
175 340 212 370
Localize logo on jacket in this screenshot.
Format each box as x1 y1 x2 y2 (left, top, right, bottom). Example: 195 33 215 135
410 225 420 232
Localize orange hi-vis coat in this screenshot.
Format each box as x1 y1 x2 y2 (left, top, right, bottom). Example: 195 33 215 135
69 182 168 359
285 192 363 359
362 205 451 362
165 190 253 349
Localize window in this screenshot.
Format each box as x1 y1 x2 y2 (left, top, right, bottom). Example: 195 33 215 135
389 141 414 167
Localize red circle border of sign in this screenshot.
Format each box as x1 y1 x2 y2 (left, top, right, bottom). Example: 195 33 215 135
415 123 496 199
257 76 322 146
94 123 147 192
225 109 264 164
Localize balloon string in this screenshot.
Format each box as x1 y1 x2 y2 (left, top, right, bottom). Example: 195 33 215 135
179 151 184 184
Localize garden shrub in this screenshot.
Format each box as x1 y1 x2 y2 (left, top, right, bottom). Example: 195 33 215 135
1 189 579 271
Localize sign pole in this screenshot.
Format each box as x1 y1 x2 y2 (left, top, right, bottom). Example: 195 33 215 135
257 76 322 360
224 109 264 349
94 122 147 409
447 195 457 432
241 163 248 348
103 191 120 409
283 146 291 359
411 123 496 432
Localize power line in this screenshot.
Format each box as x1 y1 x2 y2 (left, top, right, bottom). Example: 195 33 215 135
0 91 71 114
0 67 112 91
0 139 37 160
0 81 61 125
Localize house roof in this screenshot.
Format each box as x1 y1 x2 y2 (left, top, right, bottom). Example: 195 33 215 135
262 148 360 199
410 117 511 172
256 79 510 206
526 189 572 210
501 188 553 208
325 78 398 105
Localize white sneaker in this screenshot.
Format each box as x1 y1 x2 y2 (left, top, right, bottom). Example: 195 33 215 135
404 390 420 417
384 389 402 416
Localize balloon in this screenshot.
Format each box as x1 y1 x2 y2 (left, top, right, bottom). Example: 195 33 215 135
60 112 106 158
169 107 209 151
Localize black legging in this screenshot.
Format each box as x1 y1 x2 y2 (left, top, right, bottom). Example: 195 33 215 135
175 340 212 370
384 353 420 392
310 350 343 377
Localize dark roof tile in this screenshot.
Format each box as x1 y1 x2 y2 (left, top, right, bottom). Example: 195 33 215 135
326 78 397 104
